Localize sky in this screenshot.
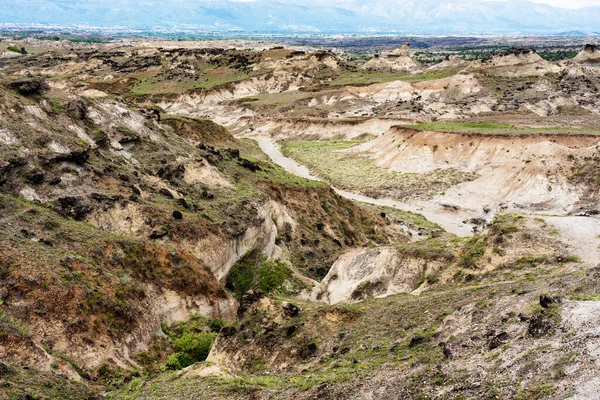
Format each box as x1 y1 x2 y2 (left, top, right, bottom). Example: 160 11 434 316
228 0 600 7
528 0 600 8
4 0 600 33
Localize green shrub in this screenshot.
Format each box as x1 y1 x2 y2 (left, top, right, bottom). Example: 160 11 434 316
226 251 294 297
6 45 27 54
165 352 194 370
161 313 221 370
458 235 487 268
172 332 217 364
208 318 227 333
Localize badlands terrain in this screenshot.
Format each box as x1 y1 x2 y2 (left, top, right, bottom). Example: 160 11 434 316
0 36 600 399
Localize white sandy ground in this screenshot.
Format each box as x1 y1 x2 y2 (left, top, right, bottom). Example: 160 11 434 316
257 139 476 236
562 300 600 400
543 216 600 266
256 139 600 265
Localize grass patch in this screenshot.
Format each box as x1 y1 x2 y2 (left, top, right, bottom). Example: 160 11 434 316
357 203 443 236
457 235 488 268
226 250 303 298
131 64 259 95
327 68 460 87
281 139 476 201
410 121 600 136
411 122 514 133
160 313 221 370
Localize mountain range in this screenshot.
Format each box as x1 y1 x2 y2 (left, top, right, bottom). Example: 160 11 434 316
1 0 600 33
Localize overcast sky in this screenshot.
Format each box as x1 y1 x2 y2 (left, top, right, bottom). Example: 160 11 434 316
526 0 600 8
231 0 600 8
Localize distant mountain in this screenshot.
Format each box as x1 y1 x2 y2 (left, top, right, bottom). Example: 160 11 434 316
1 0 600 33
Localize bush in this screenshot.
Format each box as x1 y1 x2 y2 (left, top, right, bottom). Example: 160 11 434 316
161 313 221 370
208 318 227 333
165 352 194 370
226 251 294 297
458 235 487 268
172 332 217 364
6 45 27 54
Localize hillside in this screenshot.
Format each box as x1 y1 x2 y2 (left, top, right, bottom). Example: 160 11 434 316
1 39 600 399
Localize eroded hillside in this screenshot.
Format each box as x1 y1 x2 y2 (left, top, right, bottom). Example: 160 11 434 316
1 38 600 400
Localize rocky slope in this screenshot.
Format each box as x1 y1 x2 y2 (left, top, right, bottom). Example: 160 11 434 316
1 39 600 400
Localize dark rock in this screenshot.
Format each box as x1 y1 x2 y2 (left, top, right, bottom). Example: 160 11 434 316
90 192 123 203
159 188 174 198
262 321 275 332
172 210 183 220
20 393 34 400
282 302 299 318
518 313 530 322
439 342 452 359
239 158 261 172
201 190 214 200
224 148 240 159
300 342 318 359
176 198 190 209
487 332 509 350
47 148 90 165
285 325 297 337
409 336 426 347
0 363 13 377
7 77 49 95
576 210 599 217
221 326 237 337
149 230 168 239
55 197 93 221
528 314 554 337
237 290 265 318
66 98 87 120
467 217 487 226
25 169 45 184
540 295 562 309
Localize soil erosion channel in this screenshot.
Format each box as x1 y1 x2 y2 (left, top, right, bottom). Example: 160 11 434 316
256 139 600 265
257 139 476 236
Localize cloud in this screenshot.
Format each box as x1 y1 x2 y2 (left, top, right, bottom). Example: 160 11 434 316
529 0 600 8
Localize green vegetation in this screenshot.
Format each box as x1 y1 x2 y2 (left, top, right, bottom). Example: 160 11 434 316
409 121 600 136
411 122 514 132
160 314 221 370
490 213 524 235
0 364 96 400
226 251 302 298
358 203 443 237
281 139 477 201
458 235 488 268
326 68 460 87
131 63 259 95
399 237 455 262
538 50 578 61
6 45 27 54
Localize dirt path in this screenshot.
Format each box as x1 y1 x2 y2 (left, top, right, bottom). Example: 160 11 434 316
257 138 600 264
544 216 600 266
257 139 476 236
